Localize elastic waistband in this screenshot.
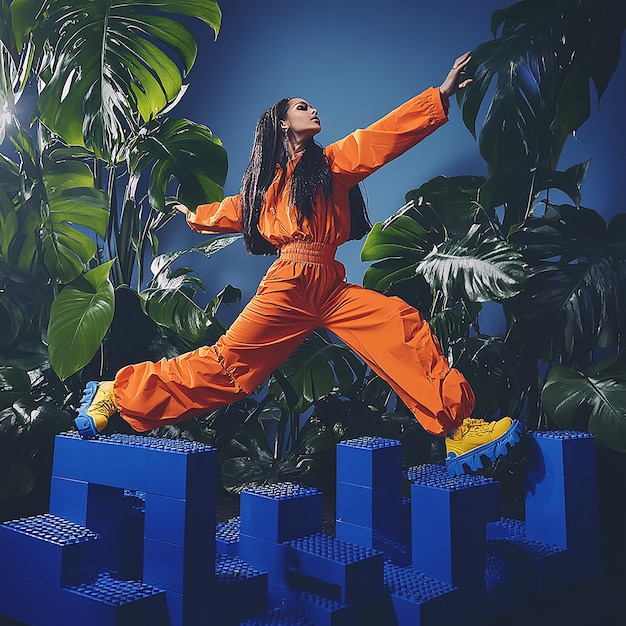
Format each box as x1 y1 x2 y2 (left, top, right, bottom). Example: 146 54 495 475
278 241 337 264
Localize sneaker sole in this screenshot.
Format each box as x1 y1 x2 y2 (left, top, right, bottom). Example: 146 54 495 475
445 419 523 476
74 381 101 439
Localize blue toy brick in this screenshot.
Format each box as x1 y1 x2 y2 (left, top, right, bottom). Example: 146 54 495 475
409 467 501 532
144 439 217 500
213 555 268 625
0 569 62 625
384 562 459 626
0 514 101 587
486 517 526 540
525 503 599 550
411 524 486 590
526 431 595 477
49 476 90 526
335 519 410 565
216 516 241 556
65 572 167 626
283 533 384 605
267 582 358 626
239 533 287 586
52 432 91 481
240 483 323 543
241 607 315 626
487 536 570 601
526 468 598 512
87 435 149 492
335 481 402 539
143 536 214 595
336 437 402 489
144 492 215 549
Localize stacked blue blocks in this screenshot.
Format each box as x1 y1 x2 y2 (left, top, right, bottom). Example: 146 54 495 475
0 432 267 626
335 437 407 564
0 430 600 625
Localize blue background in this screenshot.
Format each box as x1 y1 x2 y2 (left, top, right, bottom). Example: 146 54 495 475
169 0 625 320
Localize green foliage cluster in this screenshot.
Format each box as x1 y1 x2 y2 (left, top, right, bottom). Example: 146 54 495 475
361 0 626 451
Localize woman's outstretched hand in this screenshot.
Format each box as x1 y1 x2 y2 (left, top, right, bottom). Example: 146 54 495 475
439 52 473 104
170 202 191 217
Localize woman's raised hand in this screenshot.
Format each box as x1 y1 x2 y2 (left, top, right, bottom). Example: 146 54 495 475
439 52 473 103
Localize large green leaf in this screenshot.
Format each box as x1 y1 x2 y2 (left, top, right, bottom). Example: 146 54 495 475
405 175 489 237
459 0 625 173
1 143 108 283
142 236 240 343
48 260 115 380
12 0 221 161
417 224 526 302
542 355 626 452
508 205 626 361
127 117 227 212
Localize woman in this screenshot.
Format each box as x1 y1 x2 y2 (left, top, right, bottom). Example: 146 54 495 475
75 53 522 475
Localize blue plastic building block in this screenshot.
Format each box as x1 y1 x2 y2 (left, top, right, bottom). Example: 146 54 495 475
239 532 287 586
335 481 402 539
49 476 90 526
87 436 149 492
486 517 526 540
52 432 91 481
240 482 323 543
241 607 315 626
144 492 214 547
267 582 358 626
525 503 600 550
384 562 459 626
410 471 500 533
336 437 402 491
0 514 101 587
526 469 598 512
526 430 595 477
283 533 384 605
213 554 268 625
216 516 241 556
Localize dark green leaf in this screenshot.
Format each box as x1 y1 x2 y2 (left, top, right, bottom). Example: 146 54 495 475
48 260 115 379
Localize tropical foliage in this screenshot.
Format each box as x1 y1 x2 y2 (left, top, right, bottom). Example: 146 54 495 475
361 0 626 451
0 0 235 518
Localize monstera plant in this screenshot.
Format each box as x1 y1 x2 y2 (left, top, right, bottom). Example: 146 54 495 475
361 0 626 451
0 0 239 517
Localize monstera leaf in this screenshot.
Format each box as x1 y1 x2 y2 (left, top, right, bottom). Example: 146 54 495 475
11 0 221 161
509 205 626 362
48 260 115 380
127 117 227 213
459 0 625 173
542 352 626 452
142 236 241 343
417 225 526 303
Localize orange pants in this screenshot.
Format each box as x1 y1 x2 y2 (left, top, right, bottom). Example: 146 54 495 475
114 242 474 436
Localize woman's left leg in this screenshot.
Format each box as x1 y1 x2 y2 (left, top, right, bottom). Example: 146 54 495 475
321 281 473 436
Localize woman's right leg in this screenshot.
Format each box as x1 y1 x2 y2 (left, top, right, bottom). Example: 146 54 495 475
78 276 319 435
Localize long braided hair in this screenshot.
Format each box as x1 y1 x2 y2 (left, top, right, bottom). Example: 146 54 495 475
240 98 370 255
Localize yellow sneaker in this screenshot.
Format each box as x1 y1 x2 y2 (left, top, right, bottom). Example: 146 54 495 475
445 417 523 476
74 381 117 438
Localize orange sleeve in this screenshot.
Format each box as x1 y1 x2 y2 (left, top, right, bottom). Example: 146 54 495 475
185 194 242 234
325 87 448 187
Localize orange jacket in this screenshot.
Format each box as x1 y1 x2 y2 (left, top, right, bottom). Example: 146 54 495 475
185 87 448 250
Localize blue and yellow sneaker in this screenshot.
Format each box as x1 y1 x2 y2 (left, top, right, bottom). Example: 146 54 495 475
74 381 117 438
445 417 523 476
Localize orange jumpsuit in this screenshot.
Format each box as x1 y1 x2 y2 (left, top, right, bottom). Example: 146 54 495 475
113 87 475 436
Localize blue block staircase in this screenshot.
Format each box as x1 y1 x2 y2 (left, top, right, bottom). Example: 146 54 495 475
0 430 600 625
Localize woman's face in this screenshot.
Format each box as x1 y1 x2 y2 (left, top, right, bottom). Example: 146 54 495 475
283 98 321 141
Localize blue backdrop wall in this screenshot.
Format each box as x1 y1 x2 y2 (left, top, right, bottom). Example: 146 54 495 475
167 0 625 321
